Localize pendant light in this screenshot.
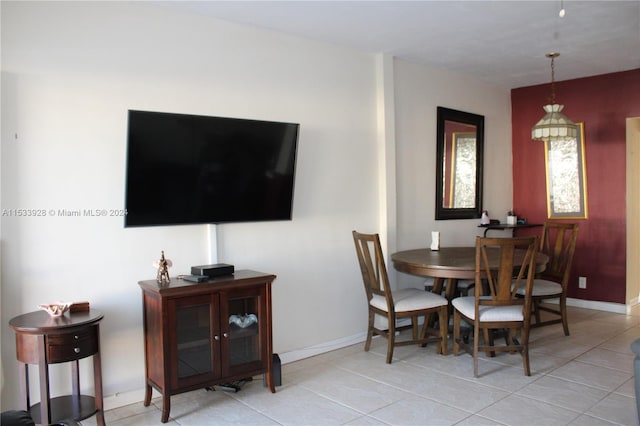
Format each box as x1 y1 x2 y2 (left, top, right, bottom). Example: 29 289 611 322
531 53 577 142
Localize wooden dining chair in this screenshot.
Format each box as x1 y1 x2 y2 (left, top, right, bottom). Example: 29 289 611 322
452 236 538 377
352 231 449 363
516 222 579 335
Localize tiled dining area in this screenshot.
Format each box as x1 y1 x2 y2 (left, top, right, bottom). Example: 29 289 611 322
84 304 640 425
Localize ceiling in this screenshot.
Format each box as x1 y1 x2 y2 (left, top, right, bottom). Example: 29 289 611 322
155 0 640 89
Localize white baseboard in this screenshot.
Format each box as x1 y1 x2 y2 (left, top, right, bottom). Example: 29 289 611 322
565 297 627 314
279 331 368 364
537 297 626 314
103 388 152 411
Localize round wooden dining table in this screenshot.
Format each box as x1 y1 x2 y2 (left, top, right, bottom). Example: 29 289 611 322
391 247 549 302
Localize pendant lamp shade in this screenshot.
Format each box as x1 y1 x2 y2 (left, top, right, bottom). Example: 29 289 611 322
531 104 578 141
531 53 577 142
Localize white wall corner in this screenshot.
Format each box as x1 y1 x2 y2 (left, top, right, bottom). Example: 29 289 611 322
375 53 398 287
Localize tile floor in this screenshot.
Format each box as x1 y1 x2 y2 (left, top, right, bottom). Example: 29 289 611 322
82 305 640 425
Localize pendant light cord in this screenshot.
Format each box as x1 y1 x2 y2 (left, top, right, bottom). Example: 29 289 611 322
546 52 560 104
550 56 556 104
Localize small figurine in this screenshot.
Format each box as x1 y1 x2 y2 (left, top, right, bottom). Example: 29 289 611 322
155 251 172 284
481 210 490 225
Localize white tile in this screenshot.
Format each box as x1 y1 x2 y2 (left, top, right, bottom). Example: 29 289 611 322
342 414 389 425
282 352 331 375
320 343 366 361
171 398 279 425
529 338 593 359
484 347 569 376
229 384 362 425
548 360 632 391
600 326 640 354
568 414 619 425
296 367 415 413
614 377 636 398
478 394 580 425
103 409 179 425
586 392 638 426
455 414 509 425
87 401 163 425
515 375 608 412
575 347 634 373
168 390 277 425
406 349 538 392
368 396 469 425
591 311 640 328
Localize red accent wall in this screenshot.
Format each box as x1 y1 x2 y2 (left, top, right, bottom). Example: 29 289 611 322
511 69 640 304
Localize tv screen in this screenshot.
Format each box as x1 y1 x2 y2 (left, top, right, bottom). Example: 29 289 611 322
125 110 299 227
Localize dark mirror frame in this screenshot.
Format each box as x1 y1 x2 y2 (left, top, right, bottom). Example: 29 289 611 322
435 106 484 220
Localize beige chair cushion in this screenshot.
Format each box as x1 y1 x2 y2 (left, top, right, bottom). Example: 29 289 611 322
370 288 447 312
452 296 524 322
515 279 563 297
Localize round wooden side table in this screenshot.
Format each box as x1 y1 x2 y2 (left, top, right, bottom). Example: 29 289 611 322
9 309 105 426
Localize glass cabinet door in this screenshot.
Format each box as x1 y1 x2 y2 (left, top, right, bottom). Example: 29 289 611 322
171 295 220 385
225 288 266 372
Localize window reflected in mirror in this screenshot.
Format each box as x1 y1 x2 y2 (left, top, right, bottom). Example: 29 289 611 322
446 129 476 208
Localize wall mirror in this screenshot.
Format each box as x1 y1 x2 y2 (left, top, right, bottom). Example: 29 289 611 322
435 106 484 220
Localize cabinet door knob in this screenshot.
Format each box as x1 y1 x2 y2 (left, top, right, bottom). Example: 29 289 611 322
74 347 80 354
214 335 220 341
223 333 229 338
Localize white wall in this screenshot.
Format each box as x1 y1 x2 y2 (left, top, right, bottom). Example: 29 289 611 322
392 59 513 288
0 1 513 412
1 1 377 409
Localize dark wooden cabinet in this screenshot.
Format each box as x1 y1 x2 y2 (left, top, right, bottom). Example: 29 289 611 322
139 270 276 423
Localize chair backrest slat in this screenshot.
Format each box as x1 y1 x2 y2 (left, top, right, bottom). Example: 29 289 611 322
540 222 579 287
475 236 539 311
353 231 393 308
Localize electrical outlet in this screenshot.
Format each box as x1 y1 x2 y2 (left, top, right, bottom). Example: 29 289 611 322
579 276 587 289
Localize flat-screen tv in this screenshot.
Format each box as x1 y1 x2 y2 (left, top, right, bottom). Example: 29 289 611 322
124 110 299 227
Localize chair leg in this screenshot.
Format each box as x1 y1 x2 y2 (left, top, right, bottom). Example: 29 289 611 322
521 328 531 376
439 306 448 355
386 315 395 364
473 322 480 377
453 310 460 356
560 295 570 336
420 313 431 348
483 329 495 357
533 299 541 324
411 316 419 341
364 310 374 352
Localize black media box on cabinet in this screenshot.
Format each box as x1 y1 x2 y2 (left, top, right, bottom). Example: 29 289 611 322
182 275 208 283
191 263 234 278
